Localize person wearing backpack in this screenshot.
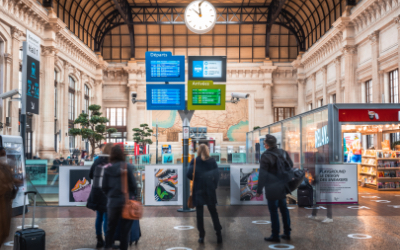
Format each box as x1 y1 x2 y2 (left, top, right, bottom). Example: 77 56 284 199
256 134 293 243
87 143 113 248
187 144 222 244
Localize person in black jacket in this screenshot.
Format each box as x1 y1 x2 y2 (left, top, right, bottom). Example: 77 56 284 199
187 144 222 244
87 143 113 248
102 145 137 250
256 134 293 243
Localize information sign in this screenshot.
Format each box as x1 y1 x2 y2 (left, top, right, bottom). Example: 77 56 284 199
145 51 185 82
189 56 227 82
146 84 185 110
22 30 41 114
187 80 226 110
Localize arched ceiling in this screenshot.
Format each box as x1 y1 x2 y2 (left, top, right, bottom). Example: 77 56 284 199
47 0 357 55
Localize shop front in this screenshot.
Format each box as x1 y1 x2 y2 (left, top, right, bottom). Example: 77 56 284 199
247 104 400 204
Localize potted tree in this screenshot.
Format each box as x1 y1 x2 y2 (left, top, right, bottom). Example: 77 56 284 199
133 124 153 163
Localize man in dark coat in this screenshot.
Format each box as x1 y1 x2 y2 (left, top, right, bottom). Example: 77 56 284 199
256 134 293 243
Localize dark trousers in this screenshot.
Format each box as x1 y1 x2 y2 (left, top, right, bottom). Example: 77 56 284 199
95 211 107 236
105 207 133 250
196 205 222 237
312 204 332 218
267 198 291 238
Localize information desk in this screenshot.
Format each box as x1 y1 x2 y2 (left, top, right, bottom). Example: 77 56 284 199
59 165 92 206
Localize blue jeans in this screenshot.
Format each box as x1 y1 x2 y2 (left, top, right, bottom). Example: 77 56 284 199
95 211 108 236
267 198 291 238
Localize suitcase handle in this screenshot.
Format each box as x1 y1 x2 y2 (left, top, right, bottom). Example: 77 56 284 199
22 191 37 230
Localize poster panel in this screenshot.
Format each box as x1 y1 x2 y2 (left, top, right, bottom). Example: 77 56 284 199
59 166 92 206
162 153 174 164
145 165 183 206
25 159 48 185
315 164 358 204
230 165 267 205
343 133 362 163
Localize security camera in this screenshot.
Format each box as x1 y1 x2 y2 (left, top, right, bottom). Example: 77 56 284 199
131 91 146 104
231 93 250 99
230 92 250 104
131 92 137 98
0 89 20 99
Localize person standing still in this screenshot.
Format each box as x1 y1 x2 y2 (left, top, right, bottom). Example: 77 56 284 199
256 134 293 242
102 145 137 250
187 144 222 244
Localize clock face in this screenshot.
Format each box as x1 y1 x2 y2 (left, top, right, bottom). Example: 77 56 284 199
184 0 217 34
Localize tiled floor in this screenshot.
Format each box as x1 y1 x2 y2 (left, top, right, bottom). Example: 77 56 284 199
2 187 400 250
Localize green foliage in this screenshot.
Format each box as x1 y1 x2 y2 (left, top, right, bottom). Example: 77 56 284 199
70 105 114 158
132 123 153 150
253 126 261 130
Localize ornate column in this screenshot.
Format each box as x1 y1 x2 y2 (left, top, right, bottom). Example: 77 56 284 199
369 30 380 103
260 61 277 125
3 53 13 133
321 65 327 105
342 45 358 103
39 46 58 159
311 73 316 107
63 61 71 155
380 70 390 103
395 15 400 101
10 27 23 135
124 60 140 141
297 79 305 113
334 56 342 103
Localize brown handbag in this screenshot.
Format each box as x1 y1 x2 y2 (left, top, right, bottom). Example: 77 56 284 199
187 159 196 209
121 163 143 220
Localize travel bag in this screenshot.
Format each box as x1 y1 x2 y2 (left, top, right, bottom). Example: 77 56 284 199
113 219 141 246
13 191 46 250
297 180 313 207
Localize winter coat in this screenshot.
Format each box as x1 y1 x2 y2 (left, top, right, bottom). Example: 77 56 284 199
0 164 20 247
187 156 219 206
257 146 293 201
87 155 110 213
102 161 137 208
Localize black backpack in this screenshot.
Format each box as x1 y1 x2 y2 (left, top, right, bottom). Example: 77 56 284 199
265 150 305 192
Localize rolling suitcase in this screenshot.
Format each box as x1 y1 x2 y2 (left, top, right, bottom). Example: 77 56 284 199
297 181 313 207
113 219 141 246
13 191 46 250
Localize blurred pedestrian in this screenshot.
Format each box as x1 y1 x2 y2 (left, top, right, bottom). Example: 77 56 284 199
87 143 113 248
187 144 222 244
0 162 22 247
308 168 333 223
256 134 293 242
102 145 137 250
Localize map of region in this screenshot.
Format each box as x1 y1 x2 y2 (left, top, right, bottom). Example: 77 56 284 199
152 100 248 142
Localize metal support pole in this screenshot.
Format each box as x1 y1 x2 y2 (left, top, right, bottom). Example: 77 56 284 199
156 120 159 164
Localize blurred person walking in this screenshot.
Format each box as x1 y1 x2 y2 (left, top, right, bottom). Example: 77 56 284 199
187 144 222 244
87 143 113 248
308 169 333 223
0 161 22 247
256 134 293 242
102 145 137 250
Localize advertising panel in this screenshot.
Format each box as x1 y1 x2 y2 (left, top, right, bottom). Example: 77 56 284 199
187 80 226 110
25 159 48 185
338 109 400 122
230 165 267 205
315 164 358 204
343 133 362 163
145 51 185 82
146 84 186 110
59 166 92 206
144 165 183 205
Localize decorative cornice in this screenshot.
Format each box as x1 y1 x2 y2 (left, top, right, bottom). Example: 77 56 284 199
334 56 341 66
342 45 357 55
11 26 24 41
41 46 58 57
368 30 379 44
4 53 12 64
94 80 103 86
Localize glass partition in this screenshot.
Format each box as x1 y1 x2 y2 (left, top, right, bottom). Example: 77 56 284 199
282 118 301 169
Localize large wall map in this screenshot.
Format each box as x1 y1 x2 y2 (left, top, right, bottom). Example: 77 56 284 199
152 100 248 142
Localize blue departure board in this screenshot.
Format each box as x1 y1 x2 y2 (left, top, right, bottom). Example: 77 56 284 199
150 61 180 78
146 84 186 110
151 89 180 105
145 52 185 82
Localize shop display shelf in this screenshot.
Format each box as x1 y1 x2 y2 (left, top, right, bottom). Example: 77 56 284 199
360 172 376 176
362 155 376 158
360 163 376 167
377 168 400 170
377 158 400 160
378 188 400 191
377 177 400 180
365 183 377 186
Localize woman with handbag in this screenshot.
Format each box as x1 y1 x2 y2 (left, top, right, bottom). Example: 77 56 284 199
187 144 222 244
102 145 138 250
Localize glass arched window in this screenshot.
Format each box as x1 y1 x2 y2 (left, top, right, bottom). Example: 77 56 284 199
84 84 90 114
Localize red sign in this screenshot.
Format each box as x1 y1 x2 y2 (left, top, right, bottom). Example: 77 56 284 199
339 109 400 122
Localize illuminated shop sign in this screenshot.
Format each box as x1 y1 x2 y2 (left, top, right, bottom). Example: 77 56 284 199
315 125 329 148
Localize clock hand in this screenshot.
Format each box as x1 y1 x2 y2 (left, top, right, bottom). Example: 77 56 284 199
198 0 205 17
192 8 200 16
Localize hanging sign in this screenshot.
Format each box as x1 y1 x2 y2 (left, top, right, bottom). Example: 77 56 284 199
22 30 41 114
187 80 226 110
